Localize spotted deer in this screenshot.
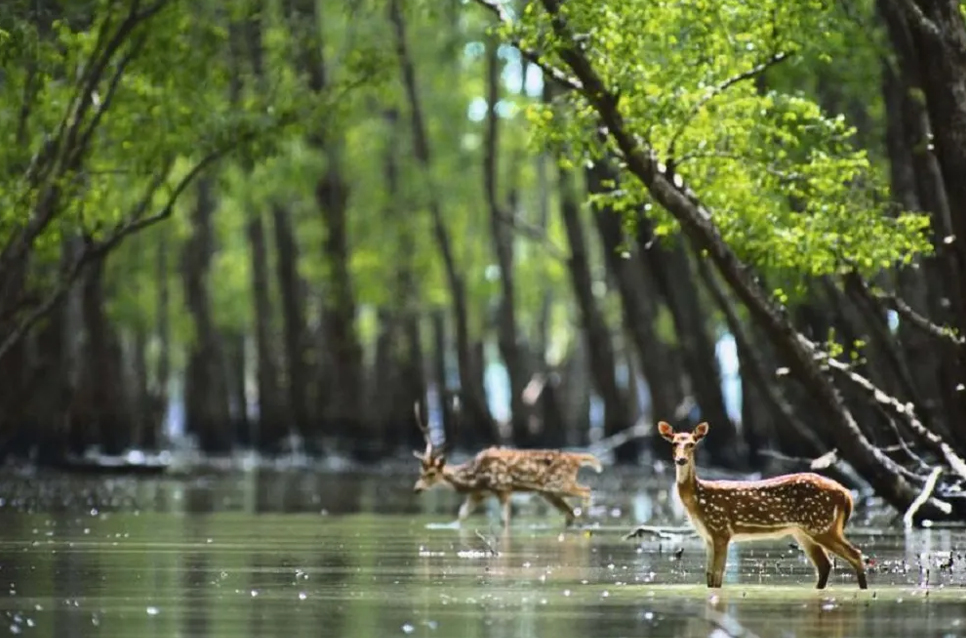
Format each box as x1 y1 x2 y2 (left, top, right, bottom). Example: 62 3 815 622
411 403 603 527
658 421 868 589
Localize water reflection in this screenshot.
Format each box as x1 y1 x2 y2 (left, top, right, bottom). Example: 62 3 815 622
0 469 964 638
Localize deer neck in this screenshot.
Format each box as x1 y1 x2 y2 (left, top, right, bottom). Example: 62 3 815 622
442 463 476 492
675 461 699 500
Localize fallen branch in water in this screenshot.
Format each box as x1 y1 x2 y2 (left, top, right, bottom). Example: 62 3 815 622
903 466 943 529
622 524 699 540
474 529 500 556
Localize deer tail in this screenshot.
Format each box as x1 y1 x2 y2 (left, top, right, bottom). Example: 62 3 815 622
576 453 603 473
833 488 854 535
841 491 854 527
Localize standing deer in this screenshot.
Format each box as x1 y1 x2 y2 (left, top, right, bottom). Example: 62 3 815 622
657 420 868 589
411 403 603 527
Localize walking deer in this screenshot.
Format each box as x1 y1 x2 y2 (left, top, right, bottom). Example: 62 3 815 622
411 404 603 527
657 420 868 589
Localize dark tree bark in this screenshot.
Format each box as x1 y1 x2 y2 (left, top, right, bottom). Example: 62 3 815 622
878 0 966 448
230 1 289 453
223 329 249 446
272 204 316 449
129 322 158 450
881 0 966 442
586 162 684 436
389 0 495 449
155 226 171 441
247 210 288 452
369 108 425 456
558 164 633 456
369 309 396 454
73 252 130 456
558 338 592 447
289 0 366 457
483 34 530 447
694 253 830 463
0 240 77 462
181 178 232 454
316 156 367 457
636 223 740 467
431 310 458 446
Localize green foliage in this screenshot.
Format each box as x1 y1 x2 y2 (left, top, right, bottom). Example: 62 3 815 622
510 0 934 289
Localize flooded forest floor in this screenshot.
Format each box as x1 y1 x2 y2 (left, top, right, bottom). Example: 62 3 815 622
0 467 964 637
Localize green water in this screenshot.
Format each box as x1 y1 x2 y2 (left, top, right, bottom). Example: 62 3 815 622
0 468 964 637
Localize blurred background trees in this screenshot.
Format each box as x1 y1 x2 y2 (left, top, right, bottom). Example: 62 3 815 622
1 0 965 518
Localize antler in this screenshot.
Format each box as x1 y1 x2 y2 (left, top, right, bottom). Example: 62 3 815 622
413 399 452 460
414 401 433 460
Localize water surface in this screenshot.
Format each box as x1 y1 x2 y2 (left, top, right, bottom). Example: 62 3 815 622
0 468 963 637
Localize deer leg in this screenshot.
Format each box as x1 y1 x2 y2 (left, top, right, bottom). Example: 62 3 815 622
817 533 868 590
540 493 576 526
708 537 730 588
794 532 832 589
457 493 484 524
498 492 512 527
704 540 714 587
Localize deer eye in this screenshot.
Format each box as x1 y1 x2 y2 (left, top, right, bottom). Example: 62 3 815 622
685 442 694 450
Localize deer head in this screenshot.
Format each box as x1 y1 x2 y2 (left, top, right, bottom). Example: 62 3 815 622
412 401 448 493
657 420 709 467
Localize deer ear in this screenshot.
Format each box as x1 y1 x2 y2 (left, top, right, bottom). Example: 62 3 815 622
693 422 709 441
657 421 675 442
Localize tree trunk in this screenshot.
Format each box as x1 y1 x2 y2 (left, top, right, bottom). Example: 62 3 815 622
883 0 966 441
637 223 740 467
289 0 366 458
369 308 397 452
381 108 426 455
431 310 457 446
272 204 316 451
878 0 966 447
879 58 949 437
247 210 287 452
129 324 157 450
181 178 232 454
389 0 494 449
557 164 633 456
76 252 130 456
155 225 171 444
586 161 684 432
483 34 530 447
558 339 591 447
316 160 367 458
223 330 249 447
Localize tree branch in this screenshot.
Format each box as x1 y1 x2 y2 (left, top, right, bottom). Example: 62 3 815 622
812 341 966 487
667 51 792 169
73 30 151 168
470 0 583 92
493 209 568 261
864 280 965 348
903 466 943 527
0 119 267 364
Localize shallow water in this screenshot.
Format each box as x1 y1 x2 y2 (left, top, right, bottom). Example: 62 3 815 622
0 468 964 638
